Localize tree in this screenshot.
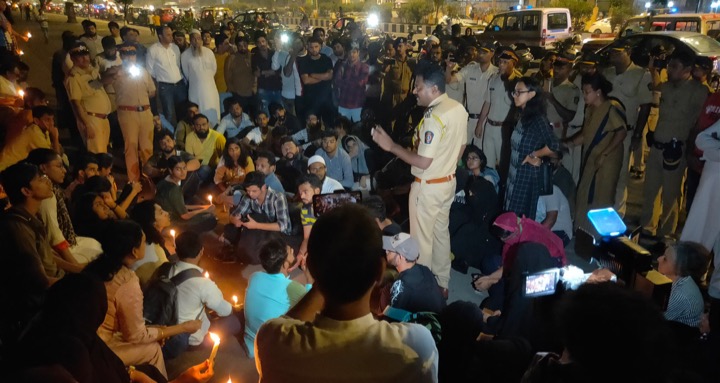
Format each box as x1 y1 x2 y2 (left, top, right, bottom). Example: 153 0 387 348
119 0 133 22
398 0 432 24
551 0 593 21
445 3 461 19
433 0 445 24
608 0 637 31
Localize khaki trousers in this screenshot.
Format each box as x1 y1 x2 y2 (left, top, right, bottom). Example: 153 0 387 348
641 146 686 237
482 122 503 169
409 179 455 289
118 109 154 182
83 114 110 154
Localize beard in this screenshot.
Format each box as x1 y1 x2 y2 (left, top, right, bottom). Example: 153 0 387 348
192 44 203 57
162 146 174 154
196 130 209 139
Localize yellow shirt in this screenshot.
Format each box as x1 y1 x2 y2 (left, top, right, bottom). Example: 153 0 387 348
0 124 51 171
413 93 468 179
185 129 226 167
214 52 229 93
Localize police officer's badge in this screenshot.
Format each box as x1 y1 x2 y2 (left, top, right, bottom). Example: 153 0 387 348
425 131 434 144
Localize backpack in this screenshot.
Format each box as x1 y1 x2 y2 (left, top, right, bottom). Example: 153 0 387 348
142 262 202 326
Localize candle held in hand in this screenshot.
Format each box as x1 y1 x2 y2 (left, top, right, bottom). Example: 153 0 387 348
207 194 213 204
209 332 220 364
170 229 176 239
27 32 32 38
232 295 238 306
18 89 24 98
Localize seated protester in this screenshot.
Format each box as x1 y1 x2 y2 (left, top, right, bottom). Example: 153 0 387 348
384 233 446 314
0 161 64 286
462 146 499 193
96 152 115 178
174 101 200 151
27 149 102 266
65 153 100 201
363 195 403 235
473 212 566 312
292 112 324 154
373 136 415 192
163 231 241 359
214 137 255 207
449 166 502 275
658 242 709 329
225 171 292 264
184 113 225 183
342 134 371 190
0 105 63 171
333 115 351 142
73 175 140 219
550 155 576 221
269 102 301 135
84 220 202 378
243 111 273 148
254 204 438 382
535 185 573 247
244 238 312 358
97 152 141 208
307 155 344 193
14 272 215 383
316 130 354 189
144 129 202 200
296 174 323 263
72 192 117 242
155 156 217 234
255 150 285 194
128 200 172 287
276 137 308 192
152 114 175 154
215 97 253 139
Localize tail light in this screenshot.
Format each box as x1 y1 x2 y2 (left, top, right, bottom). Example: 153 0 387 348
541 28 546 46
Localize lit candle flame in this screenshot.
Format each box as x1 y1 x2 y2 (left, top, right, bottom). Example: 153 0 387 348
18 50 24 56
232 295 238 305
170 229 176 238
18 89 24 98
207 194 213 204
204 271 210 278
209 332 220 344
208 332 220 363
227 379 232 383
27 32 32 38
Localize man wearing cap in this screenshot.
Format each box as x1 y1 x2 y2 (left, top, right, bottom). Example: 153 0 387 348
181 29 221 127
80 20 103 59
65 43 113 153
113 45 156 182
421 35 440 60
373 63 468 293
384 233 446 314
641 51 708 239
147 25 187 126
477 48 521 171
382 37 416 108
446 41 497 150
603 43 653 216
546 51 581 181
307 155 344 193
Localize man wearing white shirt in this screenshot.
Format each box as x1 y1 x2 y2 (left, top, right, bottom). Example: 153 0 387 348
216 97 253 138
165 231 241 356
272 33 305 116
146 25 187 125
535 185 573 247
307 155 344 193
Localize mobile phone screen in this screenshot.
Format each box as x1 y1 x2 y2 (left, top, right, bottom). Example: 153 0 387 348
524 270 558 298
312 191 362 217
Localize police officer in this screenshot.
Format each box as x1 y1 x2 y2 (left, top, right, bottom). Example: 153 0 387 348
381 37 416 108
641 51 708 239
546 51 581 182
372 63 468 293
446 41 497 150
65 42 113 154
477 48 521 170
113 45 156 182
602 43 653 216
564 53 599 182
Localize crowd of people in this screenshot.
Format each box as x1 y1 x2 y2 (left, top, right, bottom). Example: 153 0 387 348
0 7 719 383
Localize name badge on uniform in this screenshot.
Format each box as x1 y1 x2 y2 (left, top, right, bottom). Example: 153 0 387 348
469 77 477 81
425 131 434 144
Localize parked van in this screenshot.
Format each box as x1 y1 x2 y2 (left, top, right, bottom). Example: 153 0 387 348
619 13 720 39
479 7 573 55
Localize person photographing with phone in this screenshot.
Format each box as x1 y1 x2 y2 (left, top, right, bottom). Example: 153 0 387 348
372 63 468 297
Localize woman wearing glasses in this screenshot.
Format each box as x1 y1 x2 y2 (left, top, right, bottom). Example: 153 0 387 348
563 73 627 232
505 76 560 220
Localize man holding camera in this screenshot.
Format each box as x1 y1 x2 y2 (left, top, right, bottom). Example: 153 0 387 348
446 41 497 150
602 43 653 217
640 51 708 239
113 44 156 182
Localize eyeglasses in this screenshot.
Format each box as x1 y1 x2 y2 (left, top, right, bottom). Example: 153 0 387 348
512 90 531 97
466 156 481 161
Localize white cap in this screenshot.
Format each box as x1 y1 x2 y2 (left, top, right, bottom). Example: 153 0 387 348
190 29 202 36
307 155 325 168
426 35 440 44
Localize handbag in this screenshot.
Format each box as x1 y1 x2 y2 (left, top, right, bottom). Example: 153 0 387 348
538 158 554 196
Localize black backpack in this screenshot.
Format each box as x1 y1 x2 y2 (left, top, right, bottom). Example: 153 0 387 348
142 262 202 326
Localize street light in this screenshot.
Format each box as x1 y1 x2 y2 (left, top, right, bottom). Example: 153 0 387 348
645 1 651 9
668 1 674 7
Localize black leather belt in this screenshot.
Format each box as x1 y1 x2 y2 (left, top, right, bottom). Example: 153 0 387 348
159 80 183 86
486 119 503 126
468 113 482 119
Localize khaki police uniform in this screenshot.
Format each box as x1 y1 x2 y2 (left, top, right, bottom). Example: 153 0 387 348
547 79 580 183
65 65 112 153
455 62 497 148
565 75 586 183
603 64 653 216
383 55 415 107
483 70 519 169
113 65 156 182
633 69 667 174
641 78 707 237
410 93 468 289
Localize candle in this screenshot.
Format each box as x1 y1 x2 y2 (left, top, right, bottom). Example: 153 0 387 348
207 194 213 204
204 271 210 279
170 229 176 239
208 332 220 364
18 50 24 56
227 378 232 383
26 32 31 38
18 89 24 98
232 295 238 306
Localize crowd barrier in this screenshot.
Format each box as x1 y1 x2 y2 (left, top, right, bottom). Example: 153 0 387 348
280 16 435 37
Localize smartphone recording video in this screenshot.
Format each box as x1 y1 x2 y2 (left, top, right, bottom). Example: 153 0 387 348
312 191 362 217
523 269 559 298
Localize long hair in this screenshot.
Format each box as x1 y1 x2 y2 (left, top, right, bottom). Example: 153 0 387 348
83 220 144 282
129 200 164 245
517 76 546 122
221 137 250 169
72 192 107 239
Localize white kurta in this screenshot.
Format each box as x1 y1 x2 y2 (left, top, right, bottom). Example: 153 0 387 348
181 46 221 126
680 119 720 253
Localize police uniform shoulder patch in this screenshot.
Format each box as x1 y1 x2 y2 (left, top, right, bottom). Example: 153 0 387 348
425 131 434 144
